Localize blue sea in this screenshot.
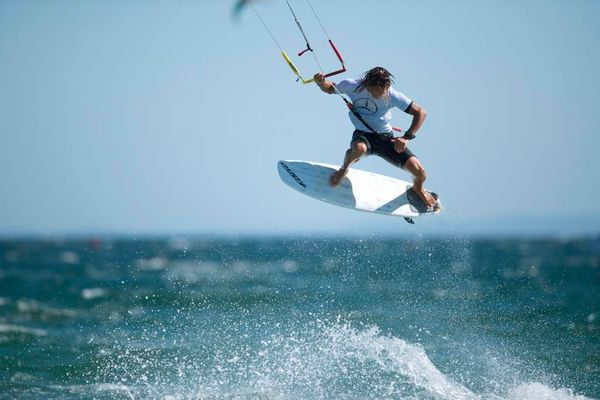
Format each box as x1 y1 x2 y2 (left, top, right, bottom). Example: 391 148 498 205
0 235 598 399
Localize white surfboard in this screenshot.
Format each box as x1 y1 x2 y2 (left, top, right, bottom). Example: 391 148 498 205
277 160 441 219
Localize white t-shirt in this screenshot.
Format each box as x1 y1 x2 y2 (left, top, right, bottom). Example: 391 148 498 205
334 79 413 133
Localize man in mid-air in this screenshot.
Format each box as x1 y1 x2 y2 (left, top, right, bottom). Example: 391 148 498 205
314 66 438 209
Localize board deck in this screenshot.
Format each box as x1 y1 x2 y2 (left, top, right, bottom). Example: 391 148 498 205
277 160 440 219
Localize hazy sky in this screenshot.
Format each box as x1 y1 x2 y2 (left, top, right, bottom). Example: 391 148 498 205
1 0 599 236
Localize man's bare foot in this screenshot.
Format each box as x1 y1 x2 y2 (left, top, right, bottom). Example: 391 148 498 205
329 168 347 187
411 187 438 210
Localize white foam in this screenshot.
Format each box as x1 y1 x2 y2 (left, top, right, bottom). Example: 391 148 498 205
17 299 77 318
202 320 482 399
318 323 479 400
59 251 80 265
137 256 169 271
163 261 219 283
80 319 598 400
81 288 108 300
0 323 47 337
233 321 597 400
507 382 594 400
48 383 135 400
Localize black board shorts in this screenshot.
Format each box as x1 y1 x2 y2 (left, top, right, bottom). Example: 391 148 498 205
351 130 415 168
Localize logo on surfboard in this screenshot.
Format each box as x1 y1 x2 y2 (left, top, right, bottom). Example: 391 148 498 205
280 161 306 188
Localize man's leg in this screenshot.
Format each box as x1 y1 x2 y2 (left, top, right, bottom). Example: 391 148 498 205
403 156 437 207
330 141 368 186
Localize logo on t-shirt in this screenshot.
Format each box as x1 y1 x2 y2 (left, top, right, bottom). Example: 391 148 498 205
354 98 378 115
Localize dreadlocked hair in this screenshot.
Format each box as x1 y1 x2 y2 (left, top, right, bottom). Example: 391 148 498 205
354 66 394 96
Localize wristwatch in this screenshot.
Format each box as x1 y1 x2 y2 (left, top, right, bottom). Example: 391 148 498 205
402 131 416 140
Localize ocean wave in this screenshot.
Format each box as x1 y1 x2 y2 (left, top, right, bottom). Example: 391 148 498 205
137 256 169 271
240 320 478 399
46 383 136 400
16 298 77 319
2 237 597 399
0 323 47 337
81 288 108 300
81 317 597 400
507 382 594 400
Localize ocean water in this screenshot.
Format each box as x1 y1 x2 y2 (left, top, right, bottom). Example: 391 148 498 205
0 236 598 400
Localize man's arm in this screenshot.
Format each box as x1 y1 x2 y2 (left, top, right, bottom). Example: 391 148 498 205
404 102 427 136
393 102 427 153
313 72 336 94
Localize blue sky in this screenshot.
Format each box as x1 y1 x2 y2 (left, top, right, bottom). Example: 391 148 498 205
1 0 599 236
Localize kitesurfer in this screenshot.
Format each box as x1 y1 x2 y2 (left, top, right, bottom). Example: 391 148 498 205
314 67 437 209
